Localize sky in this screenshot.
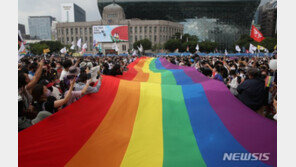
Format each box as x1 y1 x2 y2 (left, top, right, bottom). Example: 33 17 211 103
18 0 101 34
19 0 272 35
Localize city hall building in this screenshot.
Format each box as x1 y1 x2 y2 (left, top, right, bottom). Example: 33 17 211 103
98 0 261 49
56 3 183 54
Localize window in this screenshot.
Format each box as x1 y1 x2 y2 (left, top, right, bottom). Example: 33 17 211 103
85 37 88 42
75 28 78 34
70 28 73 35
135 27 137 33
149 27 152 33
154 26 157 33
107 14 117 18
144 26 147 33
140 35 142 40
160 27 162 32
90 36 92 43
67 37 69 43
135 35 138 41
80 28 82 34
129 27 133 33
66 28 68 35
89 28 92 34
71 37 73 42
85 28 87 34
76 37 78 41
122 45 126 51
140 27 142 33
154 35 157 42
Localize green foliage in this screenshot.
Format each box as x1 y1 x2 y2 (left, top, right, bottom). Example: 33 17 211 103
199 41 219 53
133 39 152 50
164 39 182 52
259 37 277 52
235 34 277 52
152 43 163 51
39 41 64 53
181 33 199 43
164 33 219 53
180 41 198 52
29 43 49 55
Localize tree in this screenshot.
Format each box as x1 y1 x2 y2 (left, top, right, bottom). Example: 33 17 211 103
199 41 219 53
29 43 49 55
164 39 182 52
133 39 152 51
39 41 64 53
234 34 277 52
181 33 199 43
180 41 198 52
259 37 277 52
152 44 163 52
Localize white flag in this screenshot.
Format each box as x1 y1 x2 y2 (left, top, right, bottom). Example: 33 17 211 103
112 43 119 52
195 44 199 51
60 47 67 54
137 44 143 52
225 49 228 55
77 38 81 48
132 50 137 56
70 41 75 50
249 44 257 54
82 43 87 49
264 48 269 53
140 44 143 52
235 45 241 52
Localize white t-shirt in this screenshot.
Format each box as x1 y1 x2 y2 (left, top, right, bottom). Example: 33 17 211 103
59 69 69 81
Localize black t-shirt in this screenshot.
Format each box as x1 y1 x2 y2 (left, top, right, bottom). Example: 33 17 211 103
33 96 57 114
237 79 266 111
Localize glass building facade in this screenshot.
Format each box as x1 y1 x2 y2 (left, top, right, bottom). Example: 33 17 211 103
98 0 260 49
28 16 55 40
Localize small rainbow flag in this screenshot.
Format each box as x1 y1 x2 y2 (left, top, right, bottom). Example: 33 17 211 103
19 58 276 167
265 76 275 87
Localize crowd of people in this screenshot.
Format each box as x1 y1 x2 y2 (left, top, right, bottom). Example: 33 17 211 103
18 53 277 131
18 55 137 131
165 54 277 119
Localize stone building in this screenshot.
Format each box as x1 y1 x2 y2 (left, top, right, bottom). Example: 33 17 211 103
56 3 183 54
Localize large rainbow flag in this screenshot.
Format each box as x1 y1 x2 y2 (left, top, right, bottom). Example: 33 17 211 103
19 57 277 167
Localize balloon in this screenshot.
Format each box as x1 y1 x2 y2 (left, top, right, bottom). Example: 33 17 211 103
269 59 277 71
